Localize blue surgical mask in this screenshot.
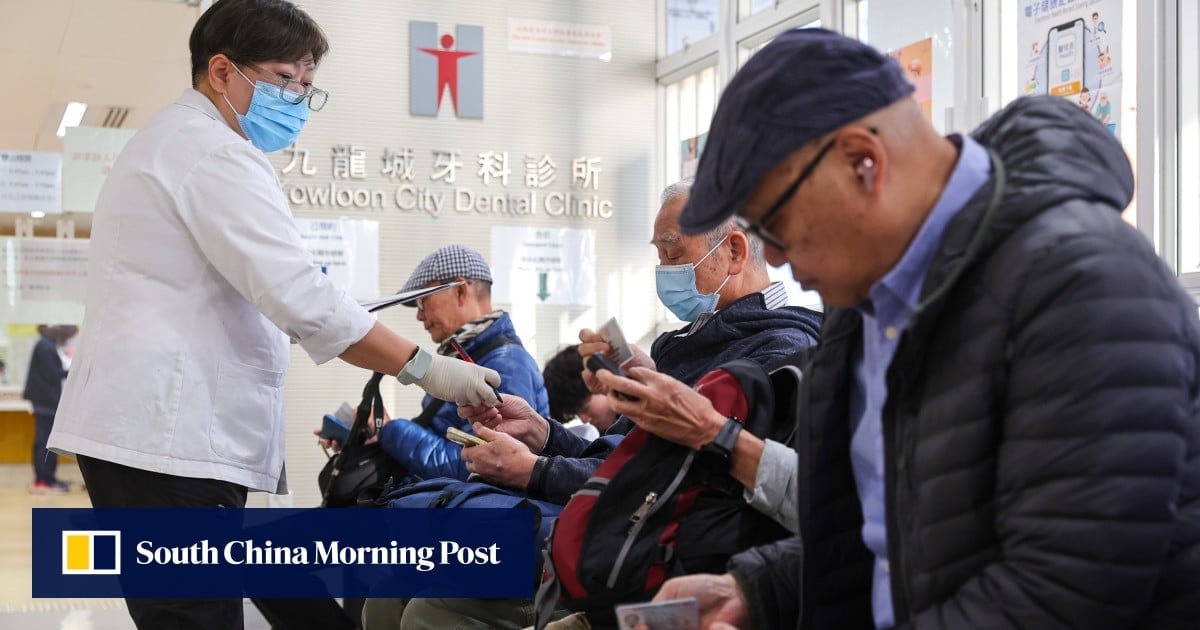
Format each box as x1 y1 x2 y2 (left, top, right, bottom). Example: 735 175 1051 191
223 65 309 153
656 236 731 322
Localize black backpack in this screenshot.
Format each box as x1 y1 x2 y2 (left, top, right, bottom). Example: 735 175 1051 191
317 335 520 508
535 359 802 628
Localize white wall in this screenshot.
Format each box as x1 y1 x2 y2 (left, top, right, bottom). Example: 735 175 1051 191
268 1 659 507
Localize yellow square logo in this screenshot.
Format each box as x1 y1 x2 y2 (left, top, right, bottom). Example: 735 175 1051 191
61 531 121 575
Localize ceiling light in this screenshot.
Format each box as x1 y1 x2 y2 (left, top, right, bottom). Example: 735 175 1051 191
56 102 88 138
31 211 46 219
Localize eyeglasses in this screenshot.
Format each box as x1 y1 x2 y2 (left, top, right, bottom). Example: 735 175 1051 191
240 62 330 111
734 137 837 251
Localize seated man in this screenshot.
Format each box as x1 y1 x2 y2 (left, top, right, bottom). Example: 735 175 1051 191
378 181 822 630
377 245 548 481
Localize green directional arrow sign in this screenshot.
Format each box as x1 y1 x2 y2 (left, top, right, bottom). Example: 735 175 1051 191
537 272 550 301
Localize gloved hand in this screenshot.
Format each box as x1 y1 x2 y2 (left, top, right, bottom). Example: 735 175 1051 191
411 353 501 405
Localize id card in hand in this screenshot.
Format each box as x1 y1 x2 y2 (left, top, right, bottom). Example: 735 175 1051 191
615 597 699 630
599 317 635 366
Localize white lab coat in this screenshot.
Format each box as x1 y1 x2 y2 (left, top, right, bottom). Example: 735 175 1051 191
48 90 376 493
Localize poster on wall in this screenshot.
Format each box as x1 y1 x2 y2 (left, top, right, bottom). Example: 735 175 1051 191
0 152 61 214
680 133 707 179
295 218 379 301
490 226 595 306
887 38 934 123
63 127 137 213
0 238 90 303
1017 0 1120 135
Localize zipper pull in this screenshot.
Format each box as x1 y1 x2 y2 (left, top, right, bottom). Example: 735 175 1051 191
629 491 658 527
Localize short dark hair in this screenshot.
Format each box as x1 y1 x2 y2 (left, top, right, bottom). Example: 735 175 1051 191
543 345 591 421
189 0 329 86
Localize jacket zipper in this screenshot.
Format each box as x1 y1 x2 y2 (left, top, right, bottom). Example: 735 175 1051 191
606 451 695 588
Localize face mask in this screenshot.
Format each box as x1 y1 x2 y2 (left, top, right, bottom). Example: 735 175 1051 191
223 65 309 152
656 236 731 322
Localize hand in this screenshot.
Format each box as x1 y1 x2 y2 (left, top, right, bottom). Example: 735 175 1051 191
577 328 655 395
460 425 539 489
458 395 549 453
412 354 501 405
595 366 725 451
651 573 749 629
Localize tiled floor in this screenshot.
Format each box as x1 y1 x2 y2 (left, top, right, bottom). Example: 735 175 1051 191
0 462 271 629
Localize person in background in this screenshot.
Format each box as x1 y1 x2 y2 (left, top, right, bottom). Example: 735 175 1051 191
647 28 1200 629
46 2 497 628
375 244 549 481
25 324 77 494
542 344 617 440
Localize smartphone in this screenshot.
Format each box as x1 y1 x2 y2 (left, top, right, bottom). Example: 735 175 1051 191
615 597 699 630
1047 18 1084 98
446 426 488 448
587 353 637 401
319 414 351 444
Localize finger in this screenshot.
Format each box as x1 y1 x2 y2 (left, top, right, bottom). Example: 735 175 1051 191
473 423 500 440
577 328 602 344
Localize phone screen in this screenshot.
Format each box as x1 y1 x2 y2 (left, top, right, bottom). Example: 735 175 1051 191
1047 19 1084 97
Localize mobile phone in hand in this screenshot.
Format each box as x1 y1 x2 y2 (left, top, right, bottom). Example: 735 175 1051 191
319 414 351 444
446 426 488 448
587 354 637 401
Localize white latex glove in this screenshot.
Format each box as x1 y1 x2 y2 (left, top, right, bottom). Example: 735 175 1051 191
411 353 501 405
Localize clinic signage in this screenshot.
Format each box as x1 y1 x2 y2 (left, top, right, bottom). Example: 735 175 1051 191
275 143 615 220
410 21 484 119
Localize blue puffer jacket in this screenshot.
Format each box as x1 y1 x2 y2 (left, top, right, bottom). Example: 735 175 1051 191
378 313 548 480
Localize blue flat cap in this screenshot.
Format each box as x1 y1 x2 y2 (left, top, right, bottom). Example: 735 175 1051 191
400 245 493 299
680 28 914 234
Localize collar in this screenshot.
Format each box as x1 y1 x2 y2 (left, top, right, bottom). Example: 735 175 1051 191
860 134 991 325
679 281 789 338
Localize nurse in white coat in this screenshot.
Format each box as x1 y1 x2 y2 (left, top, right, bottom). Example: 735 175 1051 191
46 2 497 627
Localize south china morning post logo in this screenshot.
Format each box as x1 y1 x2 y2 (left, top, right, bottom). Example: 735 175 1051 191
62 530 121 575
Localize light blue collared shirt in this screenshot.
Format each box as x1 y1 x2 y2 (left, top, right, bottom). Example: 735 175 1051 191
849 134 991 628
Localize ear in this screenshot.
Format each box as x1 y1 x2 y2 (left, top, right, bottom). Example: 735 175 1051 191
454 277 470 304
835 127 884 198
207 54 236 94
725 230 749 276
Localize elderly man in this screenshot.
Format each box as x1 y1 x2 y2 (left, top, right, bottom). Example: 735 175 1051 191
613 28 1200 629
376 245 548 481
377 181 822 630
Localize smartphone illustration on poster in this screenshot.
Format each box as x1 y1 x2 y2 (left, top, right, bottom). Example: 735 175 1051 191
1047 18 1085 98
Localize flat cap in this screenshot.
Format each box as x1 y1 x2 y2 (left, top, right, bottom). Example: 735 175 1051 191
680 28 914 233
400 245 493 297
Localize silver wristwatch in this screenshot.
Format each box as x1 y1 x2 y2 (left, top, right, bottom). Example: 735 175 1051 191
396 346 434 385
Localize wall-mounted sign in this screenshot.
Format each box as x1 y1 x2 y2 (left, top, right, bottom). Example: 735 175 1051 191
490 226 595 306
0 152 61 214
507 18 612 61
63 127 137 213
1017 0 1121 136
295 218 380 301
411 21 484 119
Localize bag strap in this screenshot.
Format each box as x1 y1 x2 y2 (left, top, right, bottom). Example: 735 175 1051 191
409 335 519 429
320 371 386 507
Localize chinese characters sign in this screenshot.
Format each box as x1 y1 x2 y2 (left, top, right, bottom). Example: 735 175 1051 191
63 127 136 213
489 226 595 306
276 144 613 221
0 152 61 214
1017 0 1122 136
295 218 380 302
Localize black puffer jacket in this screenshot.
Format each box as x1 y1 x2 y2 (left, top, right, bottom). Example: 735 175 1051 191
730 96 1200 629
